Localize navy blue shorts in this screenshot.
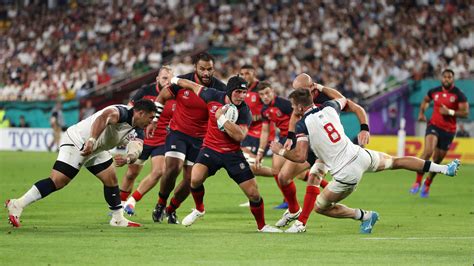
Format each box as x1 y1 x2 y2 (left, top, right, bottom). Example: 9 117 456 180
196 147 255 184
307 150 317 165
425 124 455 151
138 144 165 161
165 130 203 163
241 135 260 154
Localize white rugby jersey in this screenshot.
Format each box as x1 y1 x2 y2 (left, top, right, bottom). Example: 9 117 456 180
66 105 144 154
296 100 360 175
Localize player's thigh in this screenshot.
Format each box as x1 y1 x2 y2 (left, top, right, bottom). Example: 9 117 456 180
279 159 309 181
423 126 439 158
223 150 255 185
238 178 260 200
149 145 166 176
164 130 188 163
318 185 353 209
85 152 116 186
432 148 448 163
271 154 286 173
193 148 222 185
435 128 455 152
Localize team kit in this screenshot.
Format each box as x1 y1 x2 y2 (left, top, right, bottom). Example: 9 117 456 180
5 53 466 234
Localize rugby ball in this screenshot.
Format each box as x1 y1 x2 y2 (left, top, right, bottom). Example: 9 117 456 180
217 104 239 131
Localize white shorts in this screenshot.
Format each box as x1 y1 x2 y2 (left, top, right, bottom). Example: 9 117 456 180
57 141 112 170
327 149 377 194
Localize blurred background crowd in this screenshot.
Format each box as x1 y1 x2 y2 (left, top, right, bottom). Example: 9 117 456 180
0 0 472 102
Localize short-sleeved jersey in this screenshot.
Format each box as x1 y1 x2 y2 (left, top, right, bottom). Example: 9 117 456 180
168 73 226 139
296 100 360 175
130 83 175 146
245 81 276 140
66 105 144 155
199 87 252 153
427 86 467 133
261 96 292 137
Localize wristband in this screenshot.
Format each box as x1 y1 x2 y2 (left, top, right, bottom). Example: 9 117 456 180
287 131 296 140
88 137 96 145
217 115 229 127
278 148 285 156
448 109 455 116
315 83 324 92
170 77 180 85
360 124 370 132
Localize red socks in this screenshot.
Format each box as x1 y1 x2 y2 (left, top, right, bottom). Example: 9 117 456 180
120 190 130 201
166 197 181 213
157 192 168 206
131 191 143 202
320 179 328 188
424 177 433 187
280 181 300 213
250 198 266 230
299 186 320 225
416 172 424 184
191 186 205 212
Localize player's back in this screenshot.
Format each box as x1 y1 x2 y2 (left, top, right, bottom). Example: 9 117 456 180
67 105 140 153
303 104 360 174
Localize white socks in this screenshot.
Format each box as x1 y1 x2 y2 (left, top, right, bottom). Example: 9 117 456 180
17 186 42 208
429 163 448 174
354 209 372 221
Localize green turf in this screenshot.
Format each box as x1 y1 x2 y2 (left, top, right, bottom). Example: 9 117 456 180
0 151 473 265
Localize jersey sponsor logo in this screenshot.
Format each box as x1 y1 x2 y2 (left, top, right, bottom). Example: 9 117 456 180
171 145 176 150
204 153 209 157
276 110 282 117
184 90 190 98
450 96 455 102
239 162 245 169
251 95 257 102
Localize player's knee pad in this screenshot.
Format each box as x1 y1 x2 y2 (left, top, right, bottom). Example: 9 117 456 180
315 194 333 210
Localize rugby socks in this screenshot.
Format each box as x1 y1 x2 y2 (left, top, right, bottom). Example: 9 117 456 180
250 198 265 230
415 172 424 184
104 186 122 210
424 177 433 187
131 191 143 202
320 179 328 188
157 192 168 206
280 181 300 213
166 197 182 213
190 185 205 212
120 190 130 202
298 186 320 225
428 162 448 175
273 175 281 188
17 178 56 208
354 209 372 221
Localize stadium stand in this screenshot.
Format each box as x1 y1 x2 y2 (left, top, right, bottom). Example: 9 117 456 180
0 0 472 103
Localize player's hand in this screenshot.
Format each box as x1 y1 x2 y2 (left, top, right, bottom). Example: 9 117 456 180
283 138 293 150
215 105 227 118
439 104 450 115
357 130 370 147
417 112 426 122
146 120 157 138
255 152 264 169
114 154 128 167
81 140 94 156
270 141 283 155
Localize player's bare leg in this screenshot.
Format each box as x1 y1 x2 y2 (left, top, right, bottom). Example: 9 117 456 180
94 164 140 227
315 187 378 234
153 156 184 222
420 148 448 198
182 163 209 226
239 178 281 233
119 164 143 204
164 164 193 224
411 134 437 194
124 156 164 215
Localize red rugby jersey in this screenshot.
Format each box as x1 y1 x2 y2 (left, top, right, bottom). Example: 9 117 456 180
168 73 226 139
427 86 467 133
245 81 276 140
261 96 292 137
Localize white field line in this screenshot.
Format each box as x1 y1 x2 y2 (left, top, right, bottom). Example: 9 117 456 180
362 237 474 240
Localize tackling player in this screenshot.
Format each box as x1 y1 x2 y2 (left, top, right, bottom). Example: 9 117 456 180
151 52 226 224
5 100 157 228
271 89 460 233
410 69 469 197
171 76 282 232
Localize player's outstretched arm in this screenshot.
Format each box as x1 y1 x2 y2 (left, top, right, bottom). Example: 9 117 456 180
270 140 308 163
344 99 370 146
82 107 120 156
171 77 203 94
440 102 469 118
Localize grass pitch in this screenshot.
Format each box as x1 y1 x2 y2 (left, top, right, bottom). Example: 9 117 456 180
1 151 473 265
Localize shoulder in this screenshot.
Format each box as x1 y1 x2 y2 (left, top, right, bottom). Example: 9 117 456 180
453 86 467 100
113 105 133 124
211 77 227 91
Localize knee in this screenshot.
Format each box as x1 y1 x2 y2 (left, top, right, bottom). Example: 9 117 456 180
51 176 70 189
126 168 140 180
166 164 181 179
247 190 261 202
150 168 164 180
278 173 291 186
315 195 332 213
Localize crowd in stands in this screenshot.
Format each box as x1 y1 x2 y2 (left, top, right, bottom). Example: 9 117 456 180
0 0 472 102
